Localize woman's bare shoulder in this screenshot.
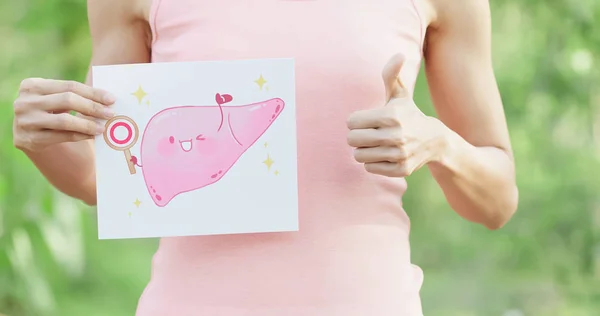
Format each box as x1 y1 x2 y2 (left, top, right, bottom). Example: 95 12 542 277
138 0 153 22
422 0 490 30
87 0 152 64
413 0 436 29
87 0 151 23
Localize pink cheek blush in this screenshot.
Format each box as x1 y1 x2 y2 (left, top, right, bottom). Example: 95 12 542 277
157 137 177 157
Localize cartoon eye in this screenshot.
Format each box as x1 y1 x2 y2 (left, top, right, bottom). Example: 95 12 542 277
169 136 175 144
196 134 206 141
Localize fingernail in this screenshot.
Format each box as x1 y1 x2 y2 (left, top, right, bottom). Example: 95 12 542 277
103 93 116 104
96 123 105 134
103 107 115 118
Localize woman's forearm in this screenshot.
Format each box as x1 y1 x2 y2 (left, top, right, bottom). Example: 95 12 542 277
24 139 97 205
428 126 519 230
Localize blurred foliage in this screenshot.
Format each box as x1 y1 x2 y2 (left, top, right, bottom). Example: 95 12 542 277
1 0 599 315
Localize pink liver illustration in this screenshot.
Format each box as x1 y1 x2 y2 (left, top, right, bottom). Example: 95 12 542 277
132 94 285 207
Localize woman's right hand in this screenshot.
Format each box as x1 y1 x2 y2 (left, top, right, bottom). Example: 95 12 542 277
12 77 116 153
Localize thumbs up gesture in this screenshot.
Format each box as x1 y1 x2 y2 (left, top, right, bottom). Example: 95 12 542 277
346 54 447 177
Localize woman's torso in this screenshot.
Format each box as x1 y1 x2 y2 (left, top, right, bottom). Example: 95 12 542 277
136 1 426 315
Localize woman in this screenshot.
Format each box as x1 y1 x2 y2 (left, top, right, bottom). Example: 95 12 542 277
12 0 518 315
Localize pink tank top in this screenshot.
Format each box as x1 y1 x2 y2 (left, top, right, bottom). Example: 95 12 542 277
136 1 426 315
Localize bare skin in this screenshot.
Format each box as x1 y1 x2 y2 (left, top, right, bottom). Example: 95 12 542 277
424 0 518 229
13 0 517 228
348 0 517 229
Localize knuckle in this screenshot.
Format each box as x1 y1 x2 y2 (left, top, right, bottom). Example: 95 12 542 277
57 113 73 130
85 121 97 135
383 106 403 125
389 129 405 145
396 166 409 177
19 78 40 92
13 116 29 129
92 89 105 102
12 137 22 150
65 80 79 93
381 113 401 127
62 92 77 106
12 115 21 128
14 115 41 131
12 99 27 115
89 101 102 116
391 148 407 161
14 135 36 152
12 136 26 151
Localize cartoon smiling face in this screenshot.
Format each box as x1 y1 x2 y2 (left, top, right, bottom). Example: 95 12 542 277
146 106 229 166
160 133 219 156
168 134 203 153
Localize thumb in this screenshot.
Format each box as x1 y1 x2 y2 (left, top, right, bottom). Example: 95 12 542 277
382 53 410 102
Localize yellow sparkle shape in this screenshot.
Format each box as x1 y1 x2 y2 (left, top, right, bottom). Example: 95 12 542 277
264 142 268 148
146 100 150 106
131 85 147 104
128 212 132 217
262 154 274 171
274 170 279 176
254 75 267 90
266 86 269 92
133 198 142 208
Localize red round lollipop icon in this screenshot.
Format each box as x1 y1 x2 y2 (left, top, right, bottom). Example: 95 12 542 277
103 115 139 174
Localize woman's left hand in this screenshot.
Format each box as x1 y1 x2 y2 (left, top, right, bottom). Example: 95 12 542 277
346 54 450 177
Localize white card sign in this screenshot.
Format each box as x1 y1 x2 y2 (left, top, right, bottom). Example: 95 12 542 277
93 58 298 239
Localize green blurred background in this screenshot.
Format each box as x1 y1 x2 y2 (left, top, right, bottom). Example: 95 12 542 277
1 0 599 315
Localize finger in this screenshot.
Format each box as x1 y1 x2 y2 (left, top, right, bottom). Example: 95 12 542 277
353 146 409 163
364 162 408 177
19 78 115 105
347 128 400 147
365 150 430 177
382 53 410 102
347 107 400 129
32 93 114 120
34 130 93 145
75 112 95 120
42 112 105 136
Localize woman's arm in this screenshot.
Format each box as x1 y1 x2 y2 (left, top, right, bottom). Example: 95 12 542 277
423 0 518 229
20 0 151 205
